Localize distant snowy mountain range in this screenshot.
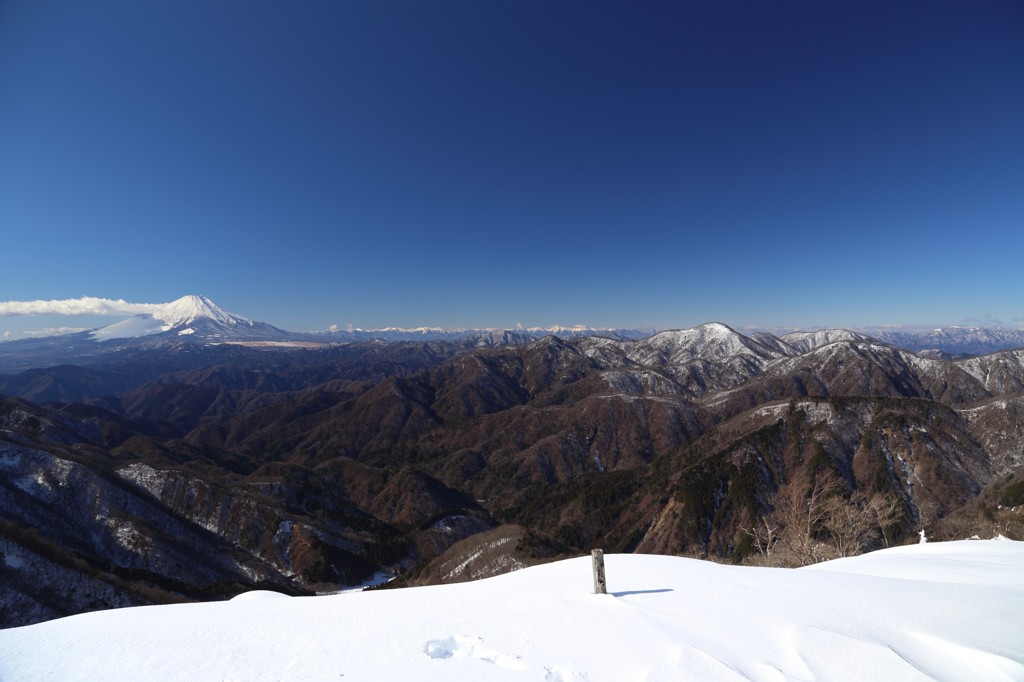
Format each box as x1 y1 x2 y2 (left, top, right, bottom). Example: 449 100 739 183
867 326 1024 356
2 295 1024 371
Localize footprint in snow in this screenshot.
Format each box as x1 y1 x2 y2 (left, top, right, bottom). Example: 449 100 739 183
544 665 587 681
423 635 527 670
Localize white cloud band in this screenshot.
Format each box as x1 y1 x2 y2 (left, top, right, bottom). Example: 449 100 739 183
0 297 163 317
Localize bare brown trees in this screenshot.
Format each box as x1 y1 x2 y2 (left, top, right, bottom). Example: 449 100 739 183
745 472 903 567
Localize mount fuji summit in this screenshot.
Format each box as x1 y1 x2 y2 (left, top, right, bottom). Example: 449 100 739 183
90 295 268 342
88 295 297 345
0 296 302 372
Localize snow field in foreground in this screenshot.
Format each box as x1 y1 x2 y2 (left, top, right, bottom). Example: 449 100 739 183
1 540 1022 681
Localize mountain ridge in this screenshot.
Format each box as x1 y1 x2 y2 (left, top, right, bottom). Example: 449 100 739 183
3 309 1024 627
6 295 1024 371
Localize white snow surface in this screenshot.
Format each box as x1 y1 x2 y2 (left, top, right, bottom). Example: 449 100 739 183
1 540 1021 681
89 313 168 341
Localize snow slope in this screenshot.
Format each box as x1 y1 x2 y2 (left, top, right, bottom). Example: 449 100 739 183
1 540 1021 681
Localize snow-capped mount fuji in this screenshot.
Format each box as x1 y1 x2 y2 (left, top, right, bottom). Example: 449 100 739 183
157 294 253 328
0 296 306 373
90 295 260 341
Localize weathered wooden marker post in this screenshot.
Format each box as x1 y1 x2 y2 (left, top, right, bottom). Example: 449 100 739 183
592 549 607 594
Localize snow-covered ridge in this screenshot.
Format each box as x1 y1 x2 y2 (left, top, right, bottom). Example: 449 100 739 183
352 325 628 334
628 322 784 366
781 329 873 352
1 540 1021 681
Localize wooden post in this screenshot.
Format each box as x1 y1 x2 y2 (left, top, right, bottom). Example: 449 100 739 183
592 549 606 594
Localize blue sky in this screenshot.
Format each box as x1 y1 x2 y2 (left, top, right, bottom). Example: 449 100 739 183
1 1 1022 337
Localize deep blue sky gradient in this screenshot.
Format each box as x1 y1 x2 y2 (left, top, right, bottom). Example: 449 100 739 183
2 1 1023 335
